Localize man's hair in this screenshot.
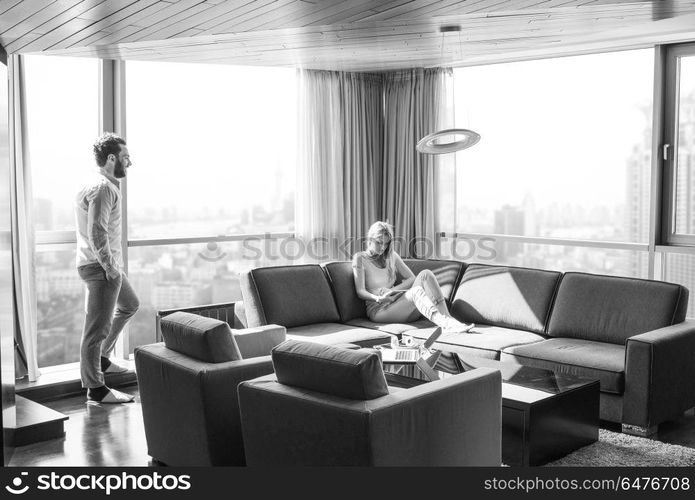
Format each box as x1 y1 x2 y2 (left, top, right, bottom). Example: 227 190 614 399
93 133 126 167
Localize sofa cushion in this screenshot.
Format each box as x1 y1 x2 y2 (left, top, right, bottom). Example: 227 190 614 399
240 265 341 328
408 324 546 360
271 339 389 400
547 272 689 345
402 259 465 302
451 264 562 335
345 317 435 336
160 311 242 363
500 338 626 394
322 261 367 323
286 323 393 348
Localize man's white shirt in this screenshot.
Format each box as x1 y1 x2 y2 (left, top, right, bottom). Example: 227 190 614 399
75 170 123 278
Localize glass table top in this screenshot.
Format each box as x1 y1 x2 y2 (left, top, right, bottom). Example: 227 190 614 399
382 350 597 401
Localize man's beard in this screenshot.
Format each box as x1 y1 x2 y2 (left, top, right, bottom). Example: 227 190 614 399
114 157 126 178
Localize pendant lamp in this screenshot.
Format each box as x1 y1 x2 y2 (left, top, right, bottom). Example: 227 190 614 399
417 25 481 155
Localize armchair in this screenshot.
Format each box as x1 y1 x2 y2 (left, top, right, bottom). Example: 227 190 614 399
134 311 286 466
238 340 502 466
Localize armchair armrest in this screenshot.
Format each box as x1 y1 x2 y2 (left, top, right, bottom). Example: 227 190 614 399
624 320 695 428
135 344 274 466
367 367 502 466
233 324 286 359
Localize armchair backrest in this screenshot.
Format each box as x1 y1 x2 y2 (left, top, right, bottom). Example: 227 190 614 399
271 340 389 399
160 311 242 362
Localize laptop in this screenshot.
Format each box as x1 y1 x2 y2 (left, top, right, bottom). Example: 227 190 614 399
379 327 443 364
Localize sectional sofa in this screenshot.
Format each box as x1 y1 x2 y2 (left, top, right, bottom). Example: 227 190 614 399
239 259 695 436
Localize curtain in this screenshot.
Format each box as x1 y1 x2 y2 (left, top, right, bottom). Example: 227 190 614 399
8 54 40 381
296 69 383 261
382 68 454 258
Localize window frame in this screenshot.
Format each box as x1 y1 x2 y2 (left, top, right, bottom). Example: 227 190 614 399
662 41 695 246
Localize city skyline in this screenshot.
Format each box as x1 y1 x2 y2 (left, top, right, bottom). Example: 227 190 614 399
33 187 645 368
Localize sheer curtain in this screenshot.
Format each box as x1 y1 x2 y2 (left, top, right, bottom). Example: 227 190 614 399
8 54 40 381
296 70 383 261
382 68 454 258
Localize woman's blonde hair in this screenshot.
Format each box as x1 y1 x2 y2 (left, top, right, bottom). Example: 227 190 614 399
366 221 395 280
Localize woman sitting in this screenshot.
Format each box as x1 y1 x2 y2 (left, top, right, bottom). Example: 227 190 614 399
352 221 474 333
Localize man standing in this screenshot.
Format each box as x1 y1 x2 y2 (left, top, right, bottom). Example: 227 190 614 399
75 133 138 404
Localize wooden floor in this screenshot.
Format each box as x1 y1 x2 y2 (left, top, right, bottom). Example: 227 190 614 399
8 386 150 467
7 387 695 467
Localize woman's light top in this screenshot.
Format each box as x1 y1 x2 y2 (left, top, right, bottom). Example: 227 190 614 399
357 251 396 294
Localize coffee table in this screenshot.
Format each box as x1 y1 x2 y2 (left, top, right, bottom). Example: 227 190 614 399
383 351 600 466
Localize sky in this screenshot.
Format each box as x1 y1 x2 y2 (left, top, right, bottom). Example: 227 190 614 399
125 60 296 214
24 55 98 205
453 49 655 210
25 56 296 218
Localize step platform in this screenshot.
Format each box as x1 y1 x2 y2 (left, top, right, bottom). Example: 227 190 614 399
7 396 69 446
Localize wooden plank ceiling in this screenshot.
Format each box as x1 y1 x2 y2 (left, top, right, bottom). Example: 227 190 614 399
2 0 695 71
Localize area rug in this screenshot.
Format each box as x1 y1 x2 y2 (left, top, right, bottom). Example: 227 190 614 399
545 429 695 466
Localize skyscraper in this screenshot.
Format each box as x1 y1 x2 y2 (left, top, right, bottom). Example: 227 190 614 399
625 104 652 279
494 205 525 262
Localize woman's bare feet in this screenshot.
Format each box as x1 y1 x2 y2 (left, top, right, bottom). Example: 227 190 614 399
435 314 475 333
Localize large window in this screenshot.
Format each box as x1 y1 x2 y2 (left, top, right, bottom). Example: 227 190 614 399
449 49 654 277
25 46 695 370
25 56 99 233
125 61 297 351
26 56 297 368
25 55 99 368
126 61 296 240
